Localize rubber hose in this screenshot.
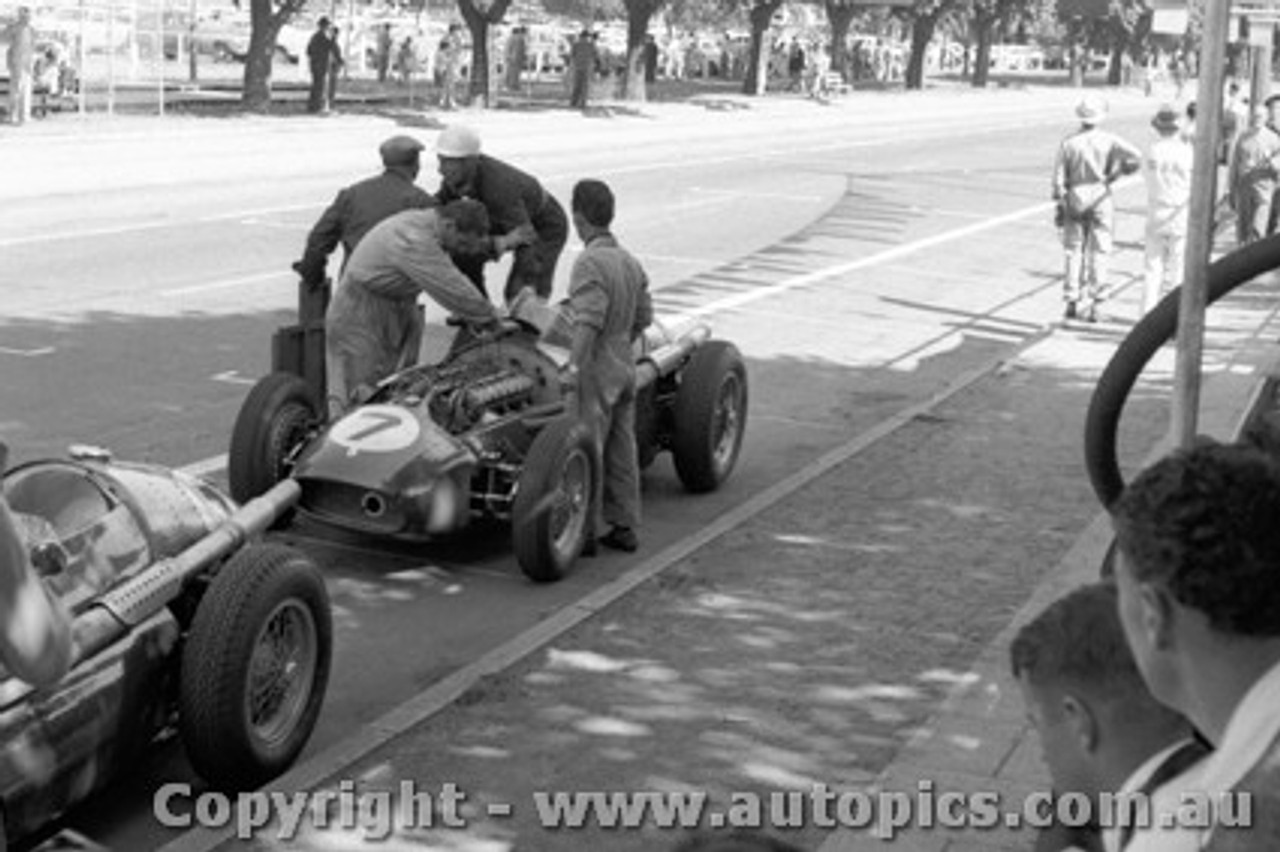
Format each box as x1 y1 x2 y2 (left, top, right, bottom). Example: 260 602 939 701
1084 233 1280 509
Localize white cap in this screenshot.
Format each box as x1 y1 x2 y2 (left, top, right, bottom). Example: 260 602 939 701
436 125 482 158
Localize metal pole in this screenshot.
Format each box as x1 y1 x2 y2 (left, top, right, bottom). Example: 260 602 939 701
1172 0 1231 446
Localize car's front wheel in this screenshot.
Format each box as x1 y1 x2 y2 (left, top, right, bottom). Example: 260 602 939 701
672 341 748 493
228 372 318 506
512 417 597 583
179 543 332 792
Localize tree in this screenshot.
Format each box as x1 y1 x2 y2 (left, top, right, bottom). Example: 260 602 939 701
743 0 784 93
457 0 517 105
622 0 667 100
904 0 962 89
241 0 306 110
824 0 859 82
1102 0 1150 85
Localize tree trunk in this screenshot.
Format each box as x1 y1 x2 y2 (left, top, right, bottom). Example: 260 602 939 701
1107 40 1124 86
972 13 993 87
743 0 781 95
458 0 513 107
905 13 938 89
826 2 856 82
242 4 282 110
622 7 653 101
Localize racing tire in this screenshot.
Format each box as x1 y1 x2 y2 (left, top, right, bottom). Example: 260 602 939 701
512 417 597 583
672 341 748 493
179 543 331 792
228 372 318 506
1084 234 1280 508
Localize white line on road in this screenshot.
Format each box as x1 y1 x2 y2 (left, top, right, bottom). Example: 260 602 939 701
160 271 293 296
689 187 825 203
0 345 55 357
211 370 257 385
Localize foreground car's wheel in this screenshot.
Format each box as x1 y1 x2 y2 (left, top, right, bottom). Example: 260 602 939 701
229 372 318 505
179 543 332 791
672 341 748 493
512 417 596 583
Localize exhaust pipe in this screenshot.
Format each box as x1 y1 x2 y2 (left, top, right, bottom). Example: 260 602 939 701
636 324 711 390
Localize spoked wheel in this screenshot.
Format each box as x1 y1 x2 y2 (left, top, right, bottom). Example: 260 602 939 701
672 341 749 493
179 543 332 791
512 417 597 583
1084 235 1280 507
228 372 319 506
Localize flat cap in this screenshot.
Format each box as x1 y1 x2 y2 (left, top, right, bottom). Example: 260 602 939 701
380 135 425 167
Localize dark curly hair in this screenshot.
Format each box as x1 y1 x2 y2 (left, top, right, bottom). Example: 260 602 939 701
1111 442 1280 636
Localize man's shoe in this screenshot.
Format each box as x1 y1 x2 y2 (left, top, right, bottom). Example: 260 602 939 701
1083 304 1098 323
599 526 638 553
1065 301 1078 320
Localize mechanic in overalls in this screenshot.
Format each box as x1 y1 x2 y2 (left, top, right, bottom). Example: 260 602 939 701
324 200 501 418
434 125 568 304
0 442 73 687
564 179 653 554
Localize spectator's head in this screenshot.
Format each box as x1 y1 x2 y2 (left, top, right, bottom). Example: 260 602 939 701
435 124 482 187
571 179 614 241
17 6 30 21
436 199 490 256
317 16 330 30
1011 582 1193 801
671 831 807 852
1186 101 1197 121
379 134 424 177
1110 442 1280 737
1151 103 1181 136
1076 95 1107 127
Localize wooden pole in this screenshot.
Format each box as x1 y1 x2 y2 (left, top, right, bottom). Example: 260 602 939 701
1172 0 1231 447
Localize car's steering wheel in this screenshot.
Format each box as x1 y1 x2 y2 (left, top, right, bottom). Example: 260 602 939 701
1084 234 1280 508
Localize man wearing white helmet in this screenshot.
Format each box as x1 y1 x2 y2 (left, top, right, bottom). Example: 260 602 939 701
1052 96 1142 322
434 124 568 304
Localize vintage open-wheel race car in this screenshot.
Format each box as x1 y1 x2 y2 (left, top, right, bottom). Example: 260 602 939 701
227 298 749 584
0 447 332 850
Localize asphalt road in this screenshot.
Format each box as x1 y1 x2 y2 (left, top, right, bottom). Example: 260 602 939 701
0 90 1160 850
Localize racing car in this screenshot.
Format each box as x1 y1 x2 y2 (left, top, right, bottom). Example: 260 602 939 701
0 446 331 849
227 302 748 583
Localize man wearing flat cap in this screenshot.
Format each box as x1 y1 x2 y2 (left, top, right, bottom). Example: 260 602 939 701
293 135 435 291
434 124 567 304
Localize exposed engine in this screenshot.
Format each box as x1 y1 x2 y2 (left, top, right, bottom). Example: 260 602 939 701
381 361 538 434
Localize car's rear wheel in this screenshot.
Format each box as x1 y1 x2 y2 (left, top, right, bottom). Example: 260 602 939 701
229 372 318 506
512 417 596 583
672 341 748 493
179 543 331 792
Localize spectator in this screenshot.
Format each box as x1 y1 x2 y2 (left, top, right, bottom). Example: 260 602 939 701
563 179 653 556
643 34 658 85
1111 441 1280 850
436 24 462 110
433 124 565 303
568 29 595 109
396 36 415 86
375 23 393 84
504 26 527 92
324 202 499 416
293 135 435 290
3 6 37 125
1011 582 1209 852
1052 96 1142 322
326 25 344 110
306 17 334 114
1228 106 1280 246
1141 104 1193 316
1266 93 1280 235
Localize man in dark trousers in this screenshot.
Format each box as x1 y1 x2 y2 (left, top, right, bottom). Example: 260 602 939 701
293 135 435 289
564 179 652 555
568 29 595 109
434 124 566 303
306 17 333 113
